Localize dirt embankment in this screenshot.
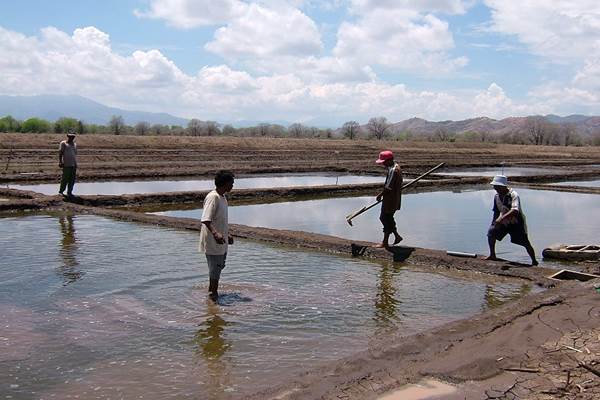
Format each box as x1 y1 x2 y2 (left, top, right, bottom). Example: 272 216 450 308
2 134 600 182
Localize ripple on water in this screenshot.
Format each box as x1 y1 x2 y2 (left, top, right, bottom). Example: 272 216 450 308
1 213 532 399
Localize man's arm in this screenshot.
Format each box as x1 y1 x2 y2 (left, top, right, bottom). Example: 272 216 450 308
202 220 225 244
58 143 64 167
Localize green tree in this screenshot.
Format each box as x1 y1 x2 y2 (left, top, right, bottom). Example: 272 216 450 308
21 118 51 133
0 115 21 132
54 117 79 134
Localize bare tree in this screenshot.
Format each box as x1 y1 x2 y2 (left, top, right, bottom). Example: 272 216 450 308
526 116 546 145
366 117 390 140
187 119 203 136
109 115 125 135
288 123 306 138
205 121 220 136
222 124 236 136
134 121 150 136
342 121 360 140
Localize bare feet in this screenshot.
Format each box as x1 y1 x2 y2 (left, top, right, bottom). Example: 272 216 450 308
531 260 539 266
393 235 403 245
373 243 389 249
484 255 499 261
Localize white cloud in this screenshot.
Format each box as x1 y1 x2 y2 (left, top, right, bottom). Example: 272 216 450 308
205 3 323 60
0 25 591 124
484 0 600 62
349 0 474 15
334 9 468 73
573 54 600 90
134 0 248 28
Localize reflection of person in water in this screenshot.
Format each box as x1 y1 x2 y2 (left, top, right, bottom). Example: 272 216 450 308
58 215 82 284
373 263 401 330
193 307 231 399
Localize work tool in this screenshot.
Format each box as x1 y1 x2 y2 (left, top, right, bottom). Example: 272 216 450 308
345 162 445 226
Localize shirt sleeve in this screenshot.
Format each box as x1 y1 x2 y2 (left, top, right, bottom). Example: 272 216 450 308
510 192 521 212
59 142 65 152
201 194 217 222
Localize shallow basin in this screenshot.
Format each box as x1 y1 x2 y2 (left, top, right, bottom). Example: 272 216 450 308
1 213 530 399
156 187 600 267
6 173 383 195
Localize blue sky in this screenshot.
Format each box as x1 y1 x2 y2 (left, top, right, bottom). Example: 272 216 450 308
1 0 599 126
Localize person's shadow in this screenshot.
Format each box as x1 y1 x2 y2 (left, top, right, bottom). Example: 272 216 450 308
58 215 83 284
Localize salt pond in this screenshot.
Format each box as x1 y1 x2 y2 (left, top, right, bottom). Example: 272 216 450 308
438 166 565 177
550 179 600 188
1 213 529 399
7 173 383 195
156 187 600 266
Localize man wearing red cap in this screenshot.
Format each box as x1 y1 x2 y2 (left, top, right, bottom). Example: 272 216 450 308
375 150 403 248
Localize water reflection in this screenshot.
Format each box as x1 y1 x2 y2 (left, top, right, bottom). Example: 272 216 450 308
193 306 232 400
9 173 383 195
438 167 564 177
373 263 402 331
156 187 600 267
58 215 83 284
550 179 600 188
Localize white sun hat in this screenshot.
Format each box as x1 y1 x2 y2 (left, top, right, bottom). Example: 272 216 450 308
490 175 508 187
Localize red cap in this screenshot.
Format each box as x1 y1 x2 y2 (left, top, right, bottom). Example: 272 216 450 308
376 150 393 164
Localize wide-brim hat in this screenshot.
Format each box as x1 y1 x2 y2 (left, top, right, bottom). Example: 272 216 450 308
376 150 393 164
490 175 508 187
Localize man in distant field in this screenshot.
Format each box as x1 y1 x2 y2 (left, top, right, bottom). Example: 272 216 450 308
199 170 235 302
58 131 77 197
485 175 538 266
375 150 403 248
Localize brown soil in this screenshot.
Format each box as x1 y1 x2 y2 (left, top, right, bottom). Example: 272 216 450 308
2 134 600 182
1 134 600 399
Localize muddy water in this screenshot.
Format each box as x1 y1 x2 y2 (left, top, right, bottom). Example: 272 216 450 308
1 214 529 399
438 166 565 177
157 187 600 266
550 179 600 188
6 173 383 195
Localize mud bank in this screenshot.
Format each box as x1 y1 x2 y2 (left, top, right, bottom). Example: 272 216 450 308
244 282 600 400
2 177 486 208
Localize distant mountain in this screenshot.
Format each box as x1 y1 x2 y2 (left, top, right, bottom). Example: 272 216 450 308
0 95 189 126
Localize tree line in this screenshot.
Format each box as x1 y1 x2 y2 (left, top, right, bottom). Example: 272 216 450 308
1 114 598 146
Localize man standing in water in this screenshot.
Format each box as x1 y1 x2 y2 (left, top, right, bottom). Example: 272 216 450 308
485 175 538 266
375 150 403 248
58 131 77 197
199 170 235 302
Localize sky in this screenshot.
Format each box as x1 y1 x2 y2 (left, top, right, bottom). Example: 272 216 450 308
1 0 599 126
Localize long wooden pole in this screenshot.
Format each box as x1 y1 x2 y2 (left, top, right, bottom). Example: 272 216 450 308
345 162 445 226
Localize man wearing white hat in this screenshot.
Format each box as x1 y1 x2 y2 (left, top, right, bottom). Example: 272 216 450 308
485 175 538 265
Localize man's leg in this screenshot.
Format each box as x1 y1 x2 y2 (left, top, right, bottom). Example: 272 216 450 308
67 167 76 196
392 213 402 245
485 225 499 260
59 168 68 194
522 239 538 266
377 211 391 248
206 254 226 301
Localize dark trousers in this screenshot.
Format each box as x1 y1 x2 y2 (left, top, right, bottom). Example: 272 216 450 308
59 166 76 195
379 210 397 234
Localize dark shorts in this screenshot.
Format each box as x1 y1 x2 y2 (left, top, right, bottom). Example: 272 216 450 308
379 210 396 234
487 222 530 247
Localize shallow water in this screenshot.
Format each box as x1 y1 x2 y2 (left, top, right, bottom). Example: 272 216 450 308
1 214 529 399
7 173 383 195
550 179 600 188
438 166 565 177
157 187 600 266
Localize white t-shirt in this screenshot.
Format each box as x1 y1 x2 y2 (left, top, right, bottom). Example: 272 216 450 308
59 141 77 167
198 190 229 255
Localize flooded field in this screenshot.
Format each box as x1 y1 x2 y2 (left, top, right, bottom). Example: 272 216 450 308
438 166 565 177
1 213 530 399
6 173 383 195
550 179 600 188
156 187 600 266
